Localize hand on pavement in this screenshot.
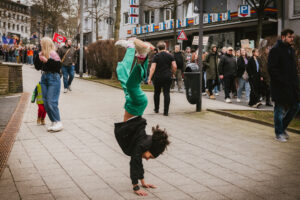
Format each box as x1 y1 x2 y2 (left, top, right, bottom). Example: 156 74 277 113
142 183 157 189
134 189 148 196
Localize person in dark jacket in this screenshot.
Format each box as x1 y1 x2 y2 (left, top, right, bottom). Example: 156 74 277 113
236 48 250 102
268 29 300 142
218 47 237 103
34 37 63 132
171 45 185 92
247 49 263 108
58 39 77 93
114 38 170 196
204 44 219 99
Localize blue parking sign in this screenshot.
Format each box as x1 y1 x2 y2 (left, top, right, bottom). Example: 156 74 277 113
238 5 251 17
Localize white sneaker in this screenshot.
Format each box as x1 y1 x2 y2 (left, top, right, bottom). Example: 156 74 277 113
51 122 63 132
68 85 72 91
47 122 56 132
214 92 219 96
237 98 241 103
225 98 232 103
64 88 68 93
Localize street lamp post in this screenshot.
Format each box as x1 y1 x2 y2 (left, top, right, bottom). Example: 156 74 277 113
79 0 84 78
196 0 203 112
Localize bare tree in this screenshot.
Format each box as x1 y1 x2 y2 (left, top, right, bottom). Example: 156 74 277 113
114 0 121 41
245 0 275 47
86 0 109 40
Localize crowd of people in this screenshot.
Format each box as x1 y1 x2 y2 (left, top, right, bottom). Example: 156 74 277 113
166 38 278 108
0 45 38 64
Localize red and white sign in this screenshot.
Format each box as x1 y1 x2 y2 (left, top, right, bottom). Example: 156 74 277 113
177 30 188 40
53 33 67 44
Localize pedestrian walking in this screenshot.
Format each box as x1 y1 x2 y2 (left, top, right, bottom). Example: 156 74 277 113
171 45 185 92
247 49 263 108
114 38 170 196
236 48 250 102
204 45 219 99
34 37 63 132
218 47 237 103
259 40 272 106
27 47 34 65
31 82 47 125
148 41 177 116
268 29 300 142
58 39 77 93
185 46 192 64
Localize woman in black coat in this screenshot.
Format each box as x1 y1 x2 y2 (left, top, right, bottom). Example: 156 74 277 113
247 49 263 108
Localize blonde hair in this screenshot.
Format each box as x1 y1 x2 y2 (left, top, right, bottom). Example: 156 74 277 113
41 37 56 59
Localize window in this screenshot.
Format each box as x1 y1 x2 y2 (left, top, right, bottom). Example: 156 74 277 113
150 10 155 24
21 25 23 32
13 13 15 19
3 22 6 28
144 10 155 24
295 0 300 15
17 15 19 20
17 24 19 31
21 16 23 21
144 11 150 24
13 24 15 30
123 12 129 24
164 9 171 21
0 21 1 28
25 26 27 33
8 23 10 29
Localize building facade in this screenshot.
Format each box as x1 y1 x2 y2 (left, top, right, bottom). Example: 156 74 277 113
0 0 31 44
127 0 278 51
283 0 300 35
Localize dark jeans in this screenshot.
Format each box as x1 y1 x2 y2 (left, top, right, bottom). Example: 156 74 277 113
274 102 300 137
40 73 61 122
249 78 260 106
261 81 271 103
223 75 235 99
153 78 172 114
62 65 75 89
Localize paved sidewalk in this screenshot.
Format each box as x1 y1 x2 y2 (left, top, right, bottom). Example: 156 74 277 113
0 95 20 136
0 65 299 200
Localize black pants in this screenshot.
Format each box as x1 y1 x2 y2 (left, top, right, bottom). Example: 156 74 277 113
207 78 218 96
153 78 172 114
223 75 235 99
249 78 260 106
261 81 271 103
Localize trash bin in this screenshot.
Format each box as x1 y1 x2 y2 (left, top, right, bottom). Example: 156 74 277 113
184 63 200 104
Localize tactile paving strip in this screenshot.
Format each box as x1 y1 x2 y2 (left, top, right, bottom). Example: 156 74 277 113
0 93 29 177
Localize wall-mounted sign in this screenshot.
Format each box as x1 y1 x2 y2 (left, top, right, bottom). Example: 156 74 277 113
129 17 139 24
129 0 139 24
159 22 165 31
238 5 251 17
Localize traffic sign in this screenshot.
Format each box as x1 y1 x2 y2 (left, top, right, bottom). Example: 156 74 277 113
177 30 188 40
238 5 251 17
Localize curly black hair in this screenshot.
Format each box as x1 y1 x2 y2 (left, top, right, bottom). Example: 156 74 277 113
149 125 170 158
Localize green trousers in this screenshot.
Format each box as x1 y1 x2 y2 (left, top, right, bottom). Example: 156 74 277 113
117 48 148 116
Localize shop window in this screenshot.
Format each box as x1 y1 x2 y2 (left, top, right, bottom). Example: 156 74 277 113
295 0 300 15
123 12 129 24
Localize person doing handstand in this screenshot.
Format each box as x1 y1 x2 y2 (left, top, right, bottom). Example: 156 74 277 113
114 39 170 196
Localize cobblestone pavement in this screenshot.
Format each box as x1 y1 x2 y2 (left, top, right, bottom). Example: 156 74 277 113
0 65 299 200
0 95 20 137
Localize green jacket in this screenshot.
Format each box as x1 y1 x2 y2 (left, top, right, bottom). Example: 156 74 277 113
204 52 219 80
31 83 43 104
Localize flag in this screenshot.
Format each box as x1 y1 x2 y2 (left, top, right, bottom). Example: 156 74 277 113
2 36 8 44
53 33 66 44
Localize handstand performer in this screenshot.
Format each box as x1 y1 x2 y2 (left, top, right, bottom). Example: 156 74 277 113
114 39 170 196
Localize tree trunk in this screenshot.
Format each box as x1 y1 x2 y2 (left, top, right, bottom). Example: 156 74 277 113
173 0 178 45
256 11 263 48
112 0 121 80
